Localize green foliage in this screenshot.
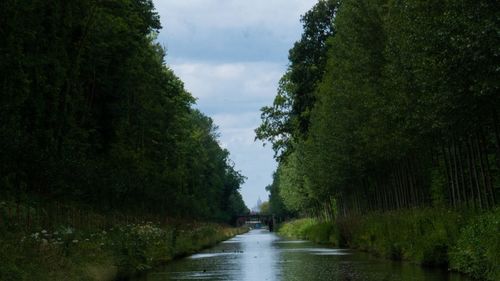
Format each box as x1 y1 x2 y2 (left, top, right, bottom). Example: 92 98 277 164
265 172 293 218
346 208 499 278
0 0 247 221
110 223 174 271
256 0 340 158
348 209 462 265
450 208 500 281
1 0 249 277
278 150 316 212
282 209 499 279
0 207 248 281
259 201 270 215
279 218 340 246
262 0 499 225
278 218 317 239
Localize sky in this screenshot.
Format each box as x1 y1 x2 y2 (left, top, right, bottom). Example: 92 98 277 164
152 0 317 208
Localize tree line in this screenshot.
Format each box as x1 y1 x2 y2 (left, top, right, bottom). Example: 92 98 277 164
0 0 248 221
258 0 499 219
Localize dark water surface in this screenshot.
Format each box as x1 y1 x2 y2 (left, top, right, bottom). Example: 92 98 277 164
133 229 471 281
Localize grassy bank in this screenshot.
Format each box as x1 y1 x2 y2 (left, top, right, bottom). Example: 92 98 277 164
278 208 500 281
0 201 248 281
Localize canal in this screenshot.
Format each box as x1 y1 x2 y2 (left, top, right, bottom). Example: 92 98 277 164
133 229 471 281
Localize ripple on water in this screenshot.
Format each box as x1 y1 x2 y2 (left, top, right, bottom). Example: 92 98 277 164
188 252 236 259
282 247 351 256
167 270 231 280
275 240 308 244
221 239 241 244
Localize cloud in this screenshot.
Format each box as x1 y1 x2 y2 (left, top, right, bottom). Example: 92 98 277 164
154 0 315 31
213 112 276 207
170 60 285 110
212 112 259 130
152 0 318 206
154 0 318 62
167 60 281 206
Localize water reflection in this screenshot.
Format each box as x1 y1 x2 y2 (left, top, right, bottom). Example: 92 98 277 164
133 229 471 281
241 230 280 281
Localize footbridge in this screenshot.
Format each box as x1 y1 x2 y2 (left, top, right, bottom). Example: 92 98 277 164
236 214 276 231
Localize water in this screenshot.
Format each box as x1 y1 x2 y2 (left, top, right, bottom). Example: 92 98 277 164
133 229 471 281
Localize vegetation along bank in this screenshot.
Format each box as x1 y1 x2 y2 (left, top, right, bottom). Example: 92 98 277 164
259 1 499 280
278 208 499 280
0 201 248 281
0 0 249 280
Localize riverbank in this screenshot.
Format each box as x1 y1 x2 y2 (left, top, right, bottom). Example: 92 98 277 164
278 208 500 281
0 201 248 281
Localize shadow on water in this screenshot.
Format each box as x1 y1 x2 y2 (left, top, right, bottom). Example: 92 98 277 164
132 229 472 281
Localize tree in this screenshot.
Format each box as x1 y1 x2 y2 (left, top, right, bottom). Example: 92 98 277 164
256 0 340 159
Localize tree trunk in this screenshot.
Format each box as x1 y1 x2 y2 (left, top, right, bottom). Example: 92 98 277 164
479 129 496 206
492 109 500 171
451 136 462 205
475 131 492 208
468 136 483 209
408 156 420 206
457 142 469 208
401 162 409 208
442 143 456 208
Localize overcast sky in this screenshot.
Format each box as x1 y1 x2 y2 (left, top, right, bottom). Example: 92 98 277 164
152 0 317 208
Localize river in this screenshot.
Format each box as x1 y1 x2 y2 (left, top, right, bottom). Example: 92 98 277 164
133 229 471 281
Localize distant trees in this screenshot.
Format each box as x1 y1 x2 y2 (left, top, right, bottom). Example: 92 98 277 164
0 0 247 221
258 0 499 219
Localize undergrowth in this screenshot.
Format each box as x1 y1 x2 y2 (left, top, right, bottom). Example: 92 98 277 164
449 208 500 281
279 207 500 281
0 201 247 281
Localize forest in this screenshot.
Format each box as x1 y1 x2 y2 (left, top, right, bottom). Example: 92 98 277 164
0 1 250 279
258 0 499 279
0 0 248 221
259 0 498 221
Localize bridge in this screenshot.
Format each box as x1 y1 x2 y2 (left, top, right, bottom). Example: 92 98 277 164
236 213 275 231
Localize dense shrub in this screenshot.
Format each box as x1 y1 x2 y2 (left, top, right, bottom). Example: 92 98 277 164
0 206 247 281
280 208 499 280
110 223 174 272
278 218 317 238
349 209 462 265
278 218 340 245
450 208 500 281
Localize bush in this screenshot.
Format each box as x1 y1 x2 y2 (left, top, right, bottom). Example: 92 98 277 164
347 208 462 265
450 208 500 281
278 218 341 246
0 205 247 281
280 207 500 281
110 223 174 272
278 218 317 238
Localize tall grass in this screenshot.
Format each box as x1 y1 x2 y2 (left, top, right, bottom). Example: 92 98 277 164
279 207 500 281
0 200 248 281
347 208 462 265
449 208 500 281
278 218 341 245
